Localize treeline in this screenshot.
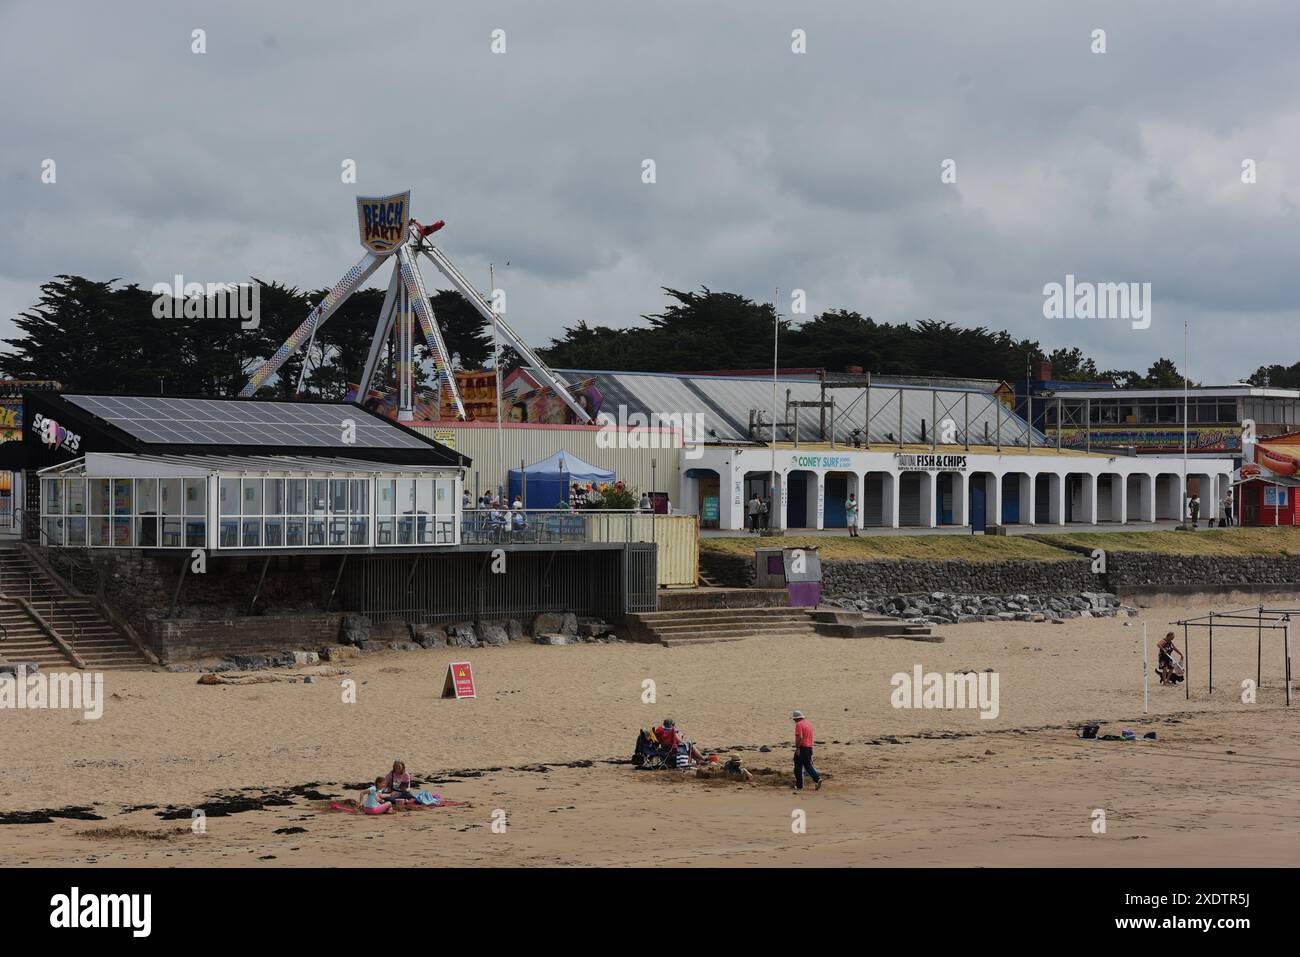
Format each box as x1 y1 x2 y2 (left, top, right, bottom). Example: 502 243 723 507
535 287 1191 388
0 275 493 397
1246 362 1300 389
2 278 1212 396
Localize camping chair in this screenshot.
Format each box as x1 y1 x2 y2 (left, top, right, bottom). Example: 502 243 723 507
630 729 674 770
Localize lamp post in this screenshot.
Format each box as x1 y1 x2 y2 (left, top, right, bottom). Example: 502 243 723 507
1183 320 1189 526
490 263 504 500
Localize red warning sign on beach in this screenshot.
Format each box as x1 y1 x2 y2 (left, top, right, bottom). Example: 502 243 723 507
441 661 476 699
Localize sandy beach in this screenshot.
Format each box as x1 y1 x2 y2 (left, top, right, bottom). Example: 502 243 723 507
1 603 1296 867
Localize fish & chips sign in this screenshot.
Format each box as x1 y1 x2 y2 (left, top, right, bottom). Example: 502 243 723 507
898 453 967 472
356 191 411 255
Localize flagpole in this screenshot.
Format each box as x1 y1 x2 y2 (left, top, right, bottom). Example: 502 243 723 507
1142 622 1149 715
491 263 504 500
1183 320 1189 524
770 288 779 533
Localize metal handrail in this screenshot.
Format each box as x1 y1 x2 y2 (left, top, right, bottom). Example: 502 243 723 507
14 508 103 596
458 507 654 546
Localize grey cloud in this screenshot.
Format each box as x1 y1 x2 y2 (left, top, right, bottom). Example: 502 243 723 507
0 0 1297 383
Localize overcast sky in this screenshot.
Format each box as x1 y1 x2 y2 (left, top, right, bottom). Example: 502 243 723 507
2 0 1297 384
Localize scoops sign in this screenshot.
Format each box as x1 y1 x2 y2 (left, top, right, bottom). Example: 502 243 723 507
31 413 80 454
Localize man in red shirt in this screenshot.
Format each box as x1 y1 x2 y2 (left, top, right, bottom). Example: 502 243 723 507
653 718 708 766
792 710 821 790
654 718 680 753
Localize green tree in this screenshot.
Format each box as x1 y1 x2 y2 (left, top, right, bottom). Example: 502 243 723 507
1247 362 1300 388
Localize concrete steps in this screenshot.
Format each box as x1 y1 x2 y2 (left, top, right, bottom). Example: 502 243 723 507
627 602 941 645
0 619 75 669
0 547 151 670
627 606 819 645
661 631 819 648
808 609 941 641
654 588 791 611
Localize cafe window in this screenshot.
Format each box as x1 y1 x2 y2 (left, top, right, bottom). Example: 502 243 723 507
40 475 206 549
374 475 458 547
216 474 381 549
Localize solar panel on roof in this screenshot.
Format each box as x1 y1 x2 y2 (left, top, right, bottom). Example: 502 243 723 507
64 395 432 450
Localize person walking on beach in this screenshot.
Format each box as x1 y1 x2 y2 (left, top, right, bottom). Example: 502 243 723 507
1188 493 1200 528
1156 632 1184 686
791 709 821 791
1222 490 1233 527
747 493 761 533
845 492 859 537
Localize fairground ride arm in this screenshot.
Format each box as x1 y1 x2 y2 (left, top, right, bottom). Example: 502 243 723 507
239 252 387 397
397 246 466 420
417 244 592 424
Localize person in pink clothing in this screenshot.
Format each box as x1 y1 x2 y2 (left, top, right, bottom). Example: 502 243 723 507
791 710 821 790
361 777 394 814
382 759 416 804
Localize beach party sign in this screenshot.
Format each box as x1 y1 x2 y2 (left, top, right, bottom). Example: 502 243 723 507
441 661 476 699
356 191 411 254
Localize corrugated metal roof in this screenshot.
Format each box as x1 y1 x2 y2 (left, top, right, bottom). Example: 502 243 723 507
557 369 1043 446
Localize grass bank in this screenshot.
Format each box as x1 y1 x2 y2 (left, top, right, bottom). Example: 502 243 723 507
699 535 1075 562
1031 527 1300 556
701 527 1300 562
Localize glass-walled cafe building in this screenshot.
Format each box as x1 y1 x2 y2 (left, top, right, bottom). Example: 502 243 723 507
17 392 466 552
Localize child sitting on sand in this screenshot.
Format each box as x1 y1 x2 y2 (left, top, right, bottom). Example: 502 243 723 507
361 777 394 815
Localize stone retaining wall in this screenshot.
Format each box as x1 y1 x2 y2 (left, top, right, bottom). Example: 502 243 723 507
820 558 1095 598
64 551 329 637
698 551 756 588
734 550 1300 601
1104 553 1300 591
147 613 345 663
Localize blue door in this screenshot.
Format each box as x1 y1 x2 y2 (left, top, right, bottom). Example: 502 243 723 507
788 473 808 528
970 482 986 529
1001 474 1020 524
937 473 954 524
824 475 847 528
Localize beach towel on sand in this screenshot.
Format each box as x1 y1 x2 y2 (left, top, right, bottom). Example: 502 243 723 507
329 797 468 813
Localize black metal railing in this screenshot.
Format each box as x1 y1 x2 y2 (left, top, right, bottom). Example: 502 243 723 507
459 508 656 546
12 508 104 596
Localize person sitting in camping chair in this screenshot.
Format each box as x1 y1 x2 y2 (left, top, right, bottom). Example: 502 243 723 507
654 718 709 767
1156 631 1185 685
